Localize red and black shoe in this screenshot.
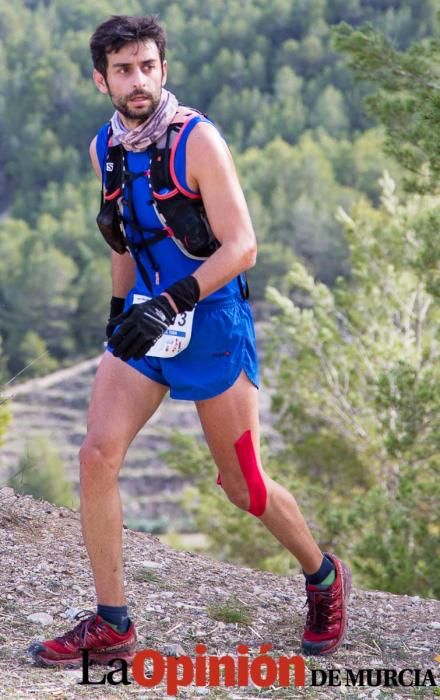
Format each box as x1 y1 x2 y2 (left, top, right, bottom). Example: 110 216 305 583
302 553 351 655
27 609 137 668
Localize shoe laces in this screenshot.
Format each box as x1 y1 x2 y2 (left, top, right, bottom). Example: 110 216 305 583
305 586 342 632
55 609 104 646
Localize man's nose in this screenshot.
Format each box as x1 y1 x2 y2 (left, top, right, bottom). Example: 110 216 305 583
132 67 147 88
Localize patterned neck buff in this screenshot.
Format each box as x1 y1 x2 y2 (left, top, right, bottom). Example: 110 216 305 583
110 89 178 152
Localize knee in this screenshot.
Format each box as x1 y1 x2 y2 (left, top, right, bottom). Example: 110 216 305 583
79 440 121 483
218 474 268 516
222 482 251 512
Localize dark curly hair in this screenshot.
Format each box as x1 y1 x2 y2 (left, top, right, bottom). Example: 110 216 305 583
90 15 167 77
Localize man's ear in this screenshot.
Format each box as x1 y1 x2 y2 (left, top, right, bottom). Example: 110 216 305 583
93 69 109 95
161 60 168 87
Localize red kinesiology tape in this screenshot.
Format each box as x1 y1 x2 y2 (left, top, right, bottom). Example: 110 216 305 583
234 430 267 517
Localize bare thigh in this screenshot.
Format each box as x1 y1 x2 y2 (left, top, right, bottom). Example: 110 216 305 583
195 371 267 503
83 352 168 464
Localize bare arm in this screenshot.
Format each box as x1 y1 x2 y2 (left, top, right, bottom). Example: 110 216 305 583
89 136 136 297
182 123 257 301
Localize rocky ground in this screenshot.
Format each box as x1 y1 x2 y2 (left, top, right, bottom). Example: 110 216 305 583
0 487 439 699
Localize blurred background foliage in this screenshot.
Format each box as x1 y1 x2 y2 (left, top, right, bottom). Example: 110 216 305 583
2 0 435 377
7 435 77 508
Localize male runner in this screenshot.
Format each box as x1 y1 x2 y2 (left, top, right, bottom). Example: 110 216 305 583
29 15 351 667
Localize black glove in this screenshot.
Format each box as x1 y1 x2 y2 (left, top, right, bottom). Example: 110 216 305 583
109 295 176 361
106 296 125 340
165 275 200 313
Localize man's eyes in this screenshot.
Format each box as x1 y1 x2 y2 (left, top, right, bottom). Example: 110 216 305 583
115 64 155 74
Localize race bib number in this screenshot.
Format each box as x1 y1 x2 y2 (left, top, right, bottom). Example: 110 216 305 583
132 294 194 358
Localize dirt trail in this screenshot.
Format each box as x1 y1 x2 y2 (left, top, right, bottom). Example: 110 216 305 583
0 487 439 699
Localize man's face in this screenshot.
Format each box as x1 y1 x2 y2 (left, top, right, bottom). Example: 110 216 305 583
93 40 167 127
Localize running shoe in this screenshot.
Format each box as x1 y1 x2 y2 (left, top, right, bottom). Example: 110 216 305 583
302 553 351 655
27 609 137 668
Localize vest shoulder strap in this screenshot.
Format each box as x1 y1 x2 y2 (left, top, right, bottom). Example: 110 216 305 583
151 110 209 198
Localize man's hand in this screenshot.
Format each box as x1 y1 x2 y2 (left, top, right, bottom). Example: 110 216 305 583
109 296 176 361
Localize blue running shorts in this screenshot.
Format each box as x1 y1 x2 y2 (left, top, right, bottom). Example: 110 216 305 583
107 294 260 401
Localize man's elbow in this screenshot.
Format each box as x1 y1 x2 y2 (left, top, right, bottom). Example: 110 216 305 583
243 240 257 270
223 234 257 270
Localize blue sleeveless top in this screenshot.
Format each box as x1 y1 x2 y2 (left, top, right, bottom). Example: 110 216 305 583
96 114 244 306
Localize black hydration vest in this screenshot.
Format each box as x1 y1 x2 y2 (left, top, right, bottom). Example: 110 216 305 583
96 112 248 297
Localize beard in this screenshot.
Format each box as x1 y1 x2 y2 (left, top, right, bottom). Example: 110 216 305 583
109 88 161 125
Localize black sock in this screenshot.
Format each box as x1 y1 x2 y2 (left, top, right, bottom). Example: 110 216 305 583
97 604 130 633
303 555 335 586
